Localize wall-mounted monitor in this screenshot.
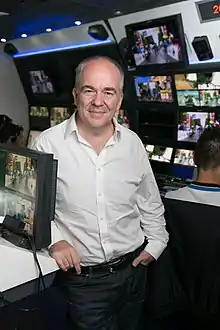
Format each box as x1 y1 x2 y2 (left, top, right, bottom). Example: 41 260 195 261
177 111 218 142
145 144 173 163
50 107 70 127
125 14 188 71
175 72 220 107
174 149 195 167
29 106 50 131
27 130 42 149
29 70 54 94
134 75 173 103
0 145 56 249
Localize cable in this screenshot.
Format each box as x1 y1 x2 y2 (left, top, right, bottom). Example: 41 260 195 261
25 235 46 291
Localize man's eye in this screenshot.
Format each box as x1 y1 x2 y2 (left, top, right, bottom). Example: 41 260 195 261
105 91 114 96
84 89 94 94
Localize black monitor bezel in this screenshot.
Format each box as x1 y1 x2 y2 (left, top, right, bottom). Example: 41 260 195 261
125 14 189 74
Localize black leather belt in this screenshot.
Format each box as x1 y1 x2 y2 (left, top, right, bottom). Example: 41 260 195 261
73 240 147 275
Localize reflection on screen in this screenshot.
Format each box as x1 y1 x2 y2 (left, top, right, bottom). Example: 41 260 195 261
0 152 37 236
29 70 54 94
30 106 49 117
50 107 70 127
145 145 173 162
131 22 182 66
27 130 41 148
174 149 195 167
134 76 173 102
175 72 220 107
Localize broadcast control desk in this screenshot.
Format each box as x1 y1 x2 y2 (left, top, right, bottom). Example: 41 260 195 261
0 217 59 302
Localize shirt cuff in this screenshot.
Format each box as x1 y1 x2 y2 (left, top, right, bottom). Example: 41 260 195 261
144 240 167 260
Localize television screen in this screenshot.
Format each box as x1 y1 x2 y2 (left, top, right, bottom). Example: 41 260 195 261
50 107 70 127
175 72 220 107
27 130 41 148
0 146 56 249
125 14 188 69
30 106 49 117
134 75 173 102
145 144 173 163
29 70 54 94
174 149 195 167
177 111 219 142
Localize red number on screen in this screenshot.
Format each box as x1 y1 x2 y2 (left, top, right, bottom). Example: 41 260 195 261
213 4 220 14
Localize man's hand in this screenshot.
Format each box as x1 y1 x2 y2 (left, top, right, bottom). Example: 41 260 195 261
49 240 81 273
132 250 154 267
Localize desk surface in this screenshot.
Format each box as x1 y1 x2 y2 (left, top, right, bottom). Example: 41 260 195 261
0 217 59 292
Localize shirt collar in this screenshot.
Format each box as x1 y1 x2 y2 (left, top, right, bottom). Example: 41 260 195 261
64 111 121 141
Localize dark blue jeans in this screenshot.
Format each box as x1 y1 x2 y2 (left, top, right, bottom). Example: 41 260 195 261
55 262 147 330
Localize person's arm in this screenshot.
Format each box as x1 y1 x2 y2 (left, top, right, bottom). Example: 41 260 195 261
137 153 169 260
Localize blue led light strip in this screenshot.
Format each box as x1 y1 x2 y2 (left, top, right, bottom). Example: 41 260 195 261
13 39 112 58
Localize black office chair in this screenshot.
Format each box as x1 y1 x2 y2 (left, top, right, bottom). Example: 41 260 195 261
164 198 220 327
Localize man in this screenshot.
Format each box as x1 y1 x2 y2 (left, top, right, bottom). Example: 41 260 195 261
166 127 220 206
32 56 168 330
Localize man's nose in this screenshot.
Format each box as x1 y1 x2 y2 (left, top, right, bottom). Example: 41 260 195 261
91 92 104 106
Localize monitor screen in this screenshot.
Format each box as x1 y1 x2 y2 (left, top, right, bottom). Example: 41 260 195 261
27 130 41 148
1 152 37 236
175 72 220 107
126 14 187 68
134 75 173 103
145 145 173 163
29 70 54 94
30 106 49 117
174 149 195 167
50 107 70 127
177 111 218 142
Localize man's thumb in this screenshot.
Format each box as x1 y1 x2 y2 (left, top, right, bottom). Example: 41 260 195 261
132 255 142 267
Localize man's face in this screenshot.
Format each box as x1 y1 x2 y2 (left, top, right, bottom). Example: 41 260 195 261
73 59 123 129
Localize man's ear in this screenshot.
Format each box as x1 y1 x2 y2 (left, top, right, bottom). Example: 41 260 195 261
72 88 78 106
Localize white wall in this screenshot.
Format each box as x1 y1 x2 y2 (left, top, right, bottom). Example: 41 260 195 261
0 44 29 136
109 0 220 64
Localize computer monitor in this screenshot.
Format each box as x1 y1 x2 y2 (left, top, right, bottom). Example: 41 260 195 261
29 70 54 94
174 149 195 166
175 72 220 107
177 111 217 143
134 75 173 103
0 145 57 249
125 14 188 71
29 106 50 131
27 130 42 148
50 107 70 127
145 144 173 163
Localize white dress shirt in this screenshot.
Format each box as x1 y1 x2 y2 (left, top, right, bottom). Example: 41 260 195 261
32 113 168 266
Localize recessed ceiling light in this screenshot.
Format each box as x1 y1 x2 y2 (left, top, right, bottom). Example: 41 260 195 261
46 28 52 32
0 38 7 43
0 12 9 16
114 10 122 15
21 33 27 38
75 20 81 26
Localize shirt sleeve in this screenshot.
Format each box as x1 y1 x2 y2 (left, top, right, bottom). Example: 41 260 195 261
31 135 64 247
137 153 169 259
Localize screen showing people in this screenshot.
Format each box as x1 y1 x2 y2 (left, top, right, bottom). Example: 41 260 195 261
30 106 49 118
174 149 195 167
50 107 70 127
131 22 182 66
145 144 173 162
177 112 220 142
175 72 220 107
134 75 173 102
29 70 54 94
27 130 41 148
1 152 37 236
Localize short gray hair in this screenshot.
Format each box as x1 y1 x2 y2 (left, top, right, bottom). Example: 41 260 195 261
74 56 124 91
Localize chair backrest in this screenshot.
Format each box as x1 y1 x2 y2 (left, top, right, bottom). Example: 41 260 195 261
164 198 220 315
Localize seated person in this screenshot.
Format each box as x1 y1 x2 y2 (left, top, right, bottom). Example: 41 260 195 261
166 127 220 206
0 115 24 146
